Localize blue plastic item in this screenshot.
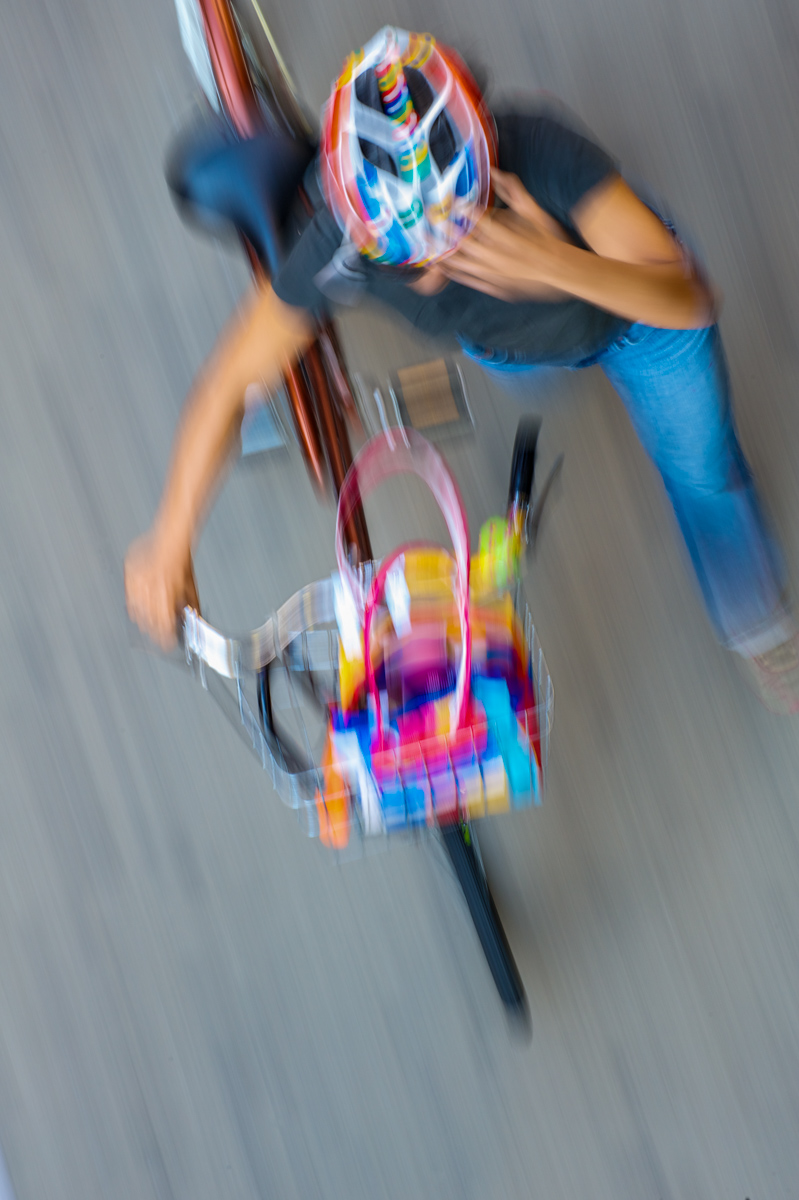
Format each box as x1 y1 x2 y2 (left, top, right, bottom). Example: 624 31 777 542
472 676 534 803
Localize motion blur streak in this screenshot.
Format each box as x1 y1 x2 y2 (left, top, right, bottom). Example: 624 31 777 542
0 0 798 1196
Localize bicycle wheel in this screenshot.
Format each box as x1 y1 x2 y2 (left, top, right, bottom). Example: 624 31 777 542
227 0 312 136
256 629 337 778
508 416 541 511
440 821 529 1017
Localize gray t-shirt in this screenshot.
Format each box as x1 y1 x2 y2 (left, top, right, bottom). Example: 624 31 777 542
273 109 631 367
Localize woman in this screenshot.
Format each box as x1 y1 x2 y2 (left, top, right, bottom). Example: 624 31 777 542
125 26 798 712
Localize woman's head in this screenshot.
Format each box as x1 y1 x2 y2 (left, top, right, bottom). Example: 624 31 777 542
321 27 497 268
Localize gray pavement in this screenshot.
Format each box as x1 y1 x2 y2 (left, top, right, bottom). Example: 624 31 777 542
1 0 799 1196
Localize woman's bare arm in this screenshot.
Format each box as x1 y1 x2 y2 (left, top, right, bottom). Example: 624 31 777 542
125 280 314 648
443 170 717 329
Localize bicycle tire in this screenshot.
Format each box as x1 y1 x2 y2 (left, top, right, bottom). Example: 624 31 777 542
440 822 529 1016
256 644 335 777
508 417 541 510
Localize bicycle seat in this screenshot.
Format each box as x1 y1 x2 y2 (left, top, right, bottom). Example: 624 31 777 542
166 124 316 278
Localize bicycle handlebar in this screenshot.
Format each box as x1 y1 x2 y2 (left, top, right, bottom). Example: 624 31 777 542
180 577 336 677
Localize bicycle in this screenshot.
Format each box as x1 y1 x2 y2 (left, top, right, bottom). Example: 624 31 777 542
163 0 559 1018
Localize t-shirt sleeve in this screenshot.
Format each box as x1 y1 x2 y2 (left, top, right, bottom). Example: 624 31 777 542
272 206 344 314
495 111 619 226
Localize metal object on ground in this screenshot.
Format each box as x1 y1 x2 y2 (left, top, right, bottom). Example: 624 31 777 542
353 359 474 442
390 358 473 439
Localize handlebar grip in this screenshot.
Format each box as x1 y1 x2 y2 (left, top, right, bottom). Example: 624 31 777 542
507 417 541 509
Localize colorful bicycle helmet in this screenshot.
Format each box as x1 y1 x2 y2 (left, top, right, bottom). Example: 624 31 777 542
321 27 497 267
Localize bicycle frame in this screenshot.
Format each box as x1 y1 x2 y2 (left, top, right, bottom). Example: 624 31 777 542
192 0 372 560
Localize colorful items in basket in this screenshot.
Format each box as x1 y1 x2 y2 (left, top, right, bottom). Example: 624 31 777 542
315 431 543 849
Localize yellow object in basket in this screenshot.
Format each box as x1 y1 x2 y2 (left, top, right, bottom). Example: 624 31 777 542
471 517 523 598
483 761 511 814
338 639 364 713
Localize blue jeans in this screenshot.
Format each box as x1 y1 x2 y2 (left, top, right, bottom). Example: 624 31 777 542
466 324 792 654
